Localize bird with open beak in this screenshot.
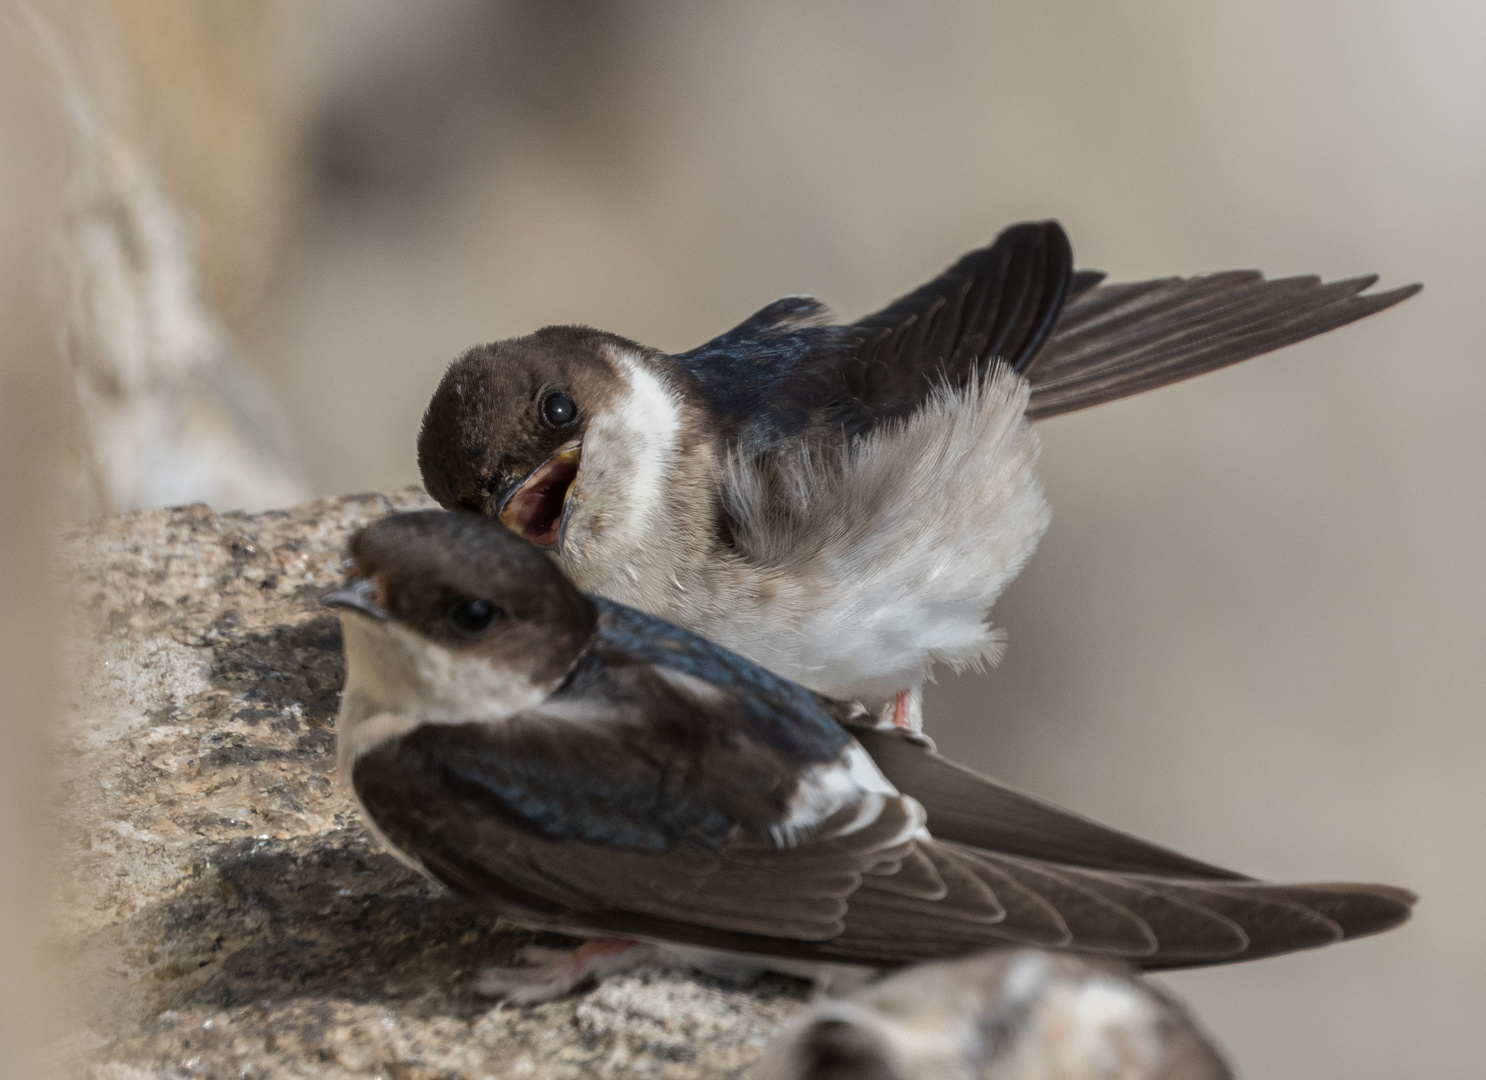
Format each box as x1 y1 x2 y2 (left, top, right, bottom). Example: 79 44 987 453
416 221 1418 732
323 510 1414 1004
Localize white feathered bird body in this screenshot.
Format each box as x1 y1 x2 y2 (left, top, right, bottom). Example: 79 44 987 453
571 367 1049 713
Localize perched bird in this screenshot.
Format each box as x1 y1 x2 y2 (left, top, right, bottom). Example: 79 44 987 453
749 948 1232 1080
325 510 1414 1004
416 221 1418 730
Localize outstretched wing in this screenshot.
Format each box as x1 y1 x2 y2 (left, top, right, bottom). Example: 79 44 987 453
1026 270 1421 419
676 222 1418 450
674 221 1072 452
834 220 1072 428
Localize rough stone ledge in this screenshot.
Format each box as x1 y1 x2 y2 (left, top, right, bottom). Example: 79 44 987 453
55 490 806 1079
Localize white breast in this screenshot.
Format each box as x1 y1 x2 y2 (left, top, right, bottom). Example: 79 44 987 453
556 346 708 610
333 612 549 785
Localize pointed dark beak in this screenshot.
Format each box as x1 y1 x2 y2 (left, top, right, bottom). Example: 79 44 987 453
323 577 390 620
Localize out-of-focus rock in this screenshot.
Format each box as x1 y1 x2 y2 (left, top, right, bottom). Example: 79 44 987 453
53 490 805 1078
54 86 309 518
34 5 309 518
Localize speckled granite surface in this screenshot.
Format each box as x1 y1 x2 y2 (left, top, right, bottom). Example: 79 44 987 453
54 491 805 1079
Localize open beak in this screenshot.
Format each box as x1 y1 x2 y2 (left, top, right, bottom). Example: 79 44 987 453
497 444 581 550
323 577 389 620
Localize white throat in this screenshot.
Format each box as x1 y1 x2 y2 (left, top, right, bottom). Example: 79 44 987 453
334 613 548 785
557 346 713 613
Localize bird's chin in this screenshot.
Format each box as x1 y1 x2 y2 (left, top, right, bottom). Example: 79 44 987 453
498 446 581 551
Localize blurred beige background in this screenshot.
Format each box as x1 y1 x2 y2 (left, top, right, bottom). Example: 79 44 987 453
0 4 68 1074
11 1 1483 1076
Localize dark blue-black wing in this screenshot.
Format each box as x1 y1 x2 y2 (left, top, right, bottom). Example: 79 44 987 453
675 219 1419 448
836 220 1073 429
675 221 1073 452
349 665 925 943
1026 270 1421 419
353 702 1414 967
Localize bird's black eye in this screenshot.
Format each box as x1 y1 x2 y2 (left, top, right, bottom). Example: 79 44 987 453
540 390 577 427
449 598 501 638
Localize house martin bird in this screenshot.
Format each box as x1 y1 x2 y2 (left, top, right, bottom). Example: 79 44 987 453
749 948 1232 1080
416 221 1419 730
324 510 1414 1003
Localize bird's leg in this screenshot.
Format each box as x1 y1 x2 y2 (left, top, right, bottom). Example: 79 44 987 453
869 688 925 732
476 938 660 1004
890 688 923 733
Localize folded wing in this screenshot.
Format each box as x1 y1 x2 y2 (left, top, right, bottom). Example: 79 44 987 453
849 726 1244 880
351 658 1414 971
351 701 930 949
827 838 1413 968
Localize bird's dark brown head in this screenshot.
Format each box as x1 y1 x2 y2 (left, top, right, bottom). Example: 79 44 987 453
327 510 597 689
417 326 638 548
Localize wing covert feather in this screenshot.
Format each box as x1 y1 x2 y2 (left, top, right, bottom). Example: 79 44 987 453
354 717 926 944
351 676 1413 970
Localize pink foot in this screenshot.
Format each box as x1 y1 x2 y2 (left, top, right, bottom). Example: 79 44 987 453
890 688 923 733
476 939 659 1004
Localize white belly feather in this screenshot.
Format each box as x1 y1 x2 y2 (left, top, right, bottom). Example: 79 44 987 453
696 368 1049 703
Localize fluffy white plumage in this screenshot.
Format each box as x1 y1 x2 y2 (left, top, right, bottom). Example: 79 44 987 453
549 355 1048 723
695 366 1050 704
